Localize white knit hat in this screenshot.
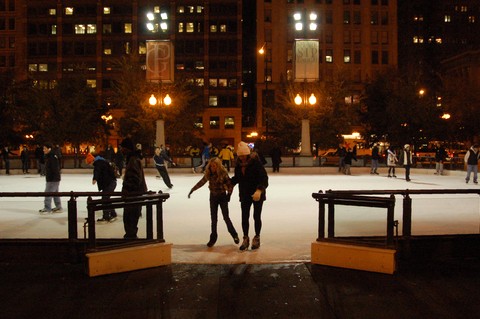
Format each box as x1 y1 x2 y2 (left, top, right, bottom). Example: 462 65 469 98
236 141 251 156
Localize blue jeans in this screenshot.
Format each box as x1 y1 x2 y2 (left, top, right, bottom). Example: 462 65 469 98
44 181 61 210
465 165 478 183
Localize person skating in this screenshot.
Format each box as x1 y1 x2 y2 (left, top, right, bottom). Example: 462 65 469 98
38 143 62 214
231 141 269 251
86 153 118 223
386 145 398 178
153 145 176 189
464 144 479 184
120 138 148 239
400 144 414 181
188 157 239 247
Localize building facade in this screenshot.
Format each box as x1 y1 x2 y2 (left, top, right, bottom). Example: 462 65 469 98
1 0 243 149
255 0 398 138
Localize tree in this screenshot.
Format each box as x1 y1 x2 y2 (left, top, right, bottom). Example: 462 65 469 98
361 70 443 148
266 74 351 152
11 72 103 167
111 54 203 153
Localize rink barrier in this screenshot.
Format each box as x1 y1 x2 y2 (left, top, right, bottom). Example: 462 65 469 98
311 192 397 274
85 192 171 276
315 189 480 258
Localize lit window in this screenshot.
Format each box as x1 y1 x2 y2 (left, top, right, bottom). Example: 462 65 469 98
28 64 38 72
186 22 194 32
195 61 204 70
177 6 185 14
194 117 203 129
210 24 217 32
124 23 132 33
209 79 218 87
39 64 48 72
225 117 235 129
444 15 451 22
139 42 146 54
196 78 204 86
413 36 424 43
326 50 333 63
220 24 227 32
103 7 111 15
178 22 184 32
219 79 227 87
49 9 56 15
51 25 57 35
209 116 220 129
87 24 96 34
229 79 237 88
414 15 424 21
197 6 204 13
104 48 112 55
75 24 85 34
87 80 96 88
468 16 475 23
176 64 185 70
344 50 351 63
187 6 195 13
65 7 74 15
435 38 442 44
209 96 218 106
125 42 131 54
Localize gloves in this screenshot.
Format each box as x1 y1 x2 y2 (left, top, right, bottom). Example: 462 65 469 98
188 190 193 198
252 189 262 202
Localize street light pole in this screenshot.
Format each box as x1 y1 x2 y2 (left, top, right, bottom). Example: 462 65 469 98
259 43 269 139
293 9 318 158
149 92 171 148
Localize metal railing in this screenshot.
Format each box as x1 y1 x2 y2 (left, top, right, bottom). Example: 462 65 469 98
313 189 480 255
0 191 169 243
312 192 396 246
86 192 169 249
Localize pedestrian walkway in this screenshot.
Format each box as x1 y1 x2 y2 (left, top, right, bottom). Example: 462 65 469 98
1 259 479 319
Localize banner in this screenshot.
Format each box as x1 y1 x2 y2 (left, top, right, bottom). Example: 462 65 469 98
294 39 319 82
146 40 174 83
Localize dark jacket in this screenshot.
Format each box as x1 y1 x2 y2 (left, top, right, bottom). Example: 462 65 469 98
45 152 61 182
231 156 269 202
122 152 147 194
435 146 447 162
154 148 174 166
92 156 116 191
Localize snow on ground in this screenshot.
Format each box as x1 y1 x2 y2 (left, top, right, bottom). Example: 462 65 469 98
0 166 479 264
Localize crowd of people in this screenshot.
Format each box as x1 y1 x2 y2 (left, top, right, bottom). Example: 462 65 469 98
1 139 478 248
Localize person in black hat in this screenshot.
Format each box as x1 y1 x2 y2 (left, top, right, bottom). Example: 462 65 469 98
120 138 148 239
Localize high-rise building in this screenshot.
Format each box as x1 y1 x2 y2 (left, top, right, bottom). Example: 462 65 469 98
0 0 243 148
255 0 398 137
398 0 480 89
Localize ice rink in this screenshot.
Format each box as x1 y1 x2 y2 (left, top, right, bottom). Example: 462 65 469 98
0 166 479 264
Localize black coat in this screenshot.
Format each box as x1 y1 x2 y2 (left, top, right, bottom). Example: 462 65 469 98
231 156 268 202
45 152 61 182
93 158 116 191
122 153 147 194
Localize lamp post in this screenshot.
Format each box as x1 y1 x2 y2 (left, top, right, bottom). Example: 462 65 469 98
149 93 171 148
294 92 316 156
259 43 269 139
101 114 113 148
293 10 318 157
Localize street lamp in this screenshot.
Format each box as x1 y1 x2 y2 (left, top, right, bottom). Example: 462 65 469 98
101 114 113 147
293 10 319 157
149 93 172 148
258 42 270 139
294 92 316 156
